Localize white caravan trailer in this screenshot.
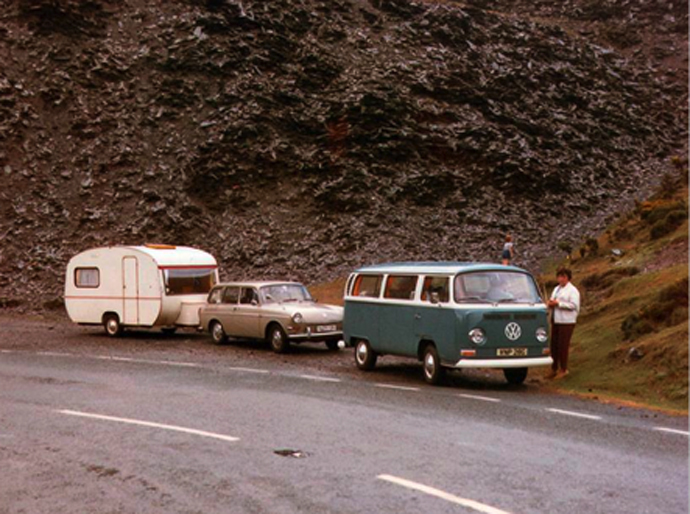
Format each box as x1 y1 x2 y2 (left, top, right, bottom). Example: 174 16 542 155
65 245 219 336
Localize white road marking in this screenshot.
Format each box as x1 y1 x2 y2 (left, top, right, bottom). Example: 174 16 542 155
458 393 501 403
377 475 512 514
299 374 342 383
374 383 420 392
227 367 270 374
654 427 689 436
57 410 239 442
154 361 200 368
94 355 199 367
546 408 602 421
95 355 136 362
36 351 74 357
0 349 15 353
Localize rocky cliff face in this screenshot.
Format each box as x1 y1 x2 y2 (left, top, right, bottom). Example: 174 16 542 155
0 0 686 309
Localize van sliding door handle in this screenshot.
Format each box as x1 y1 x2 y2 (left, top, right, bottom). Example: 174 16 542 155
414 314 421 320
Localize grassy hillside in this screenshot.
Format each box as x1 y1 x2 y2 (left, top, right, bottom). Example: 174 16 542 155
539 159 688 412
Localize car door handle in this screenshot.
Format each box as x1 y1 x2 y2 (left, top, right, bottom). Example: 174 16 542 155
414 314 421 320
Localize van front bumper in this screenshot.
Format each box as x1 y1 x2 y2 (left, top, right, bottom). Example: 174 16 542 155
453 356 553 369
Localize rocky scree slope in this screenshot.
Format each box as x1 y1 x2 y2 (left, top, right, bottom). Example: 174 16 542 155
0 0 685 309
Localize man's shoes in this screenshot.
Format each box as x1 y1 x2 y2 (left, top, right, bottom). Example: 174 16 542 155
546 370 558 380
555 370 570 379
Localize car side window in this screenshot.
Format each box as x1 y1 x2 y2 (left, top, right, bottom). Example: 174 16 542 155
223 287 240 304
239 287 258 305
421 276 450 303
208 287 223 304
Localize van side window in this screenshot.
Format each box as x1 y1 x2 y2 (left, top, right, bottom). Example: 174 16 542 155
352 275 382 298
223 287 240 304
384 275 418 301
421 276 449 303
75 268 100 288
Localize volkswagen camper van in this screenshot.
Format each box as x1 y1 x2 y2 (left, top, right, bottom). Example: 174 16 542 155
343 262 552 385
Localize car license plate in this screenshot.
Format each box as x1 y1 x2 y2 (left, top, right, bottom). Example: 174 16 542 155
316 324 337 333
497 347 527 357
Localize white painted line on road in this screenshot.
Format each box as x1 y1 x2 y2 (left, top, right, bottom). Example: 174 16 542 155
0 349 15 353
374 384 420 392
57 410 239 442
36 351 74 357
154 361 200 368
95 355 136 362
546 408 602 421
377 475 512 514
299 374 342 383
227 367 270 374
458 393 501 403
654 427 689 436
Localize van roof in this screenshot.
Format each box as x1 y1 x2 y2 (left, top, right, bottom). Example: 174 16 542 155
354 261 530 275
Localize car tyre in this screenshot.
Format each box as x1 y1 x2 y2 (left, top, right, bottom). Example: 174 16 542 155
210 321 227 345
161 327 177 335
103 314 123 337
422 344 445 385
268 325 290 354
325 340 340 351
503 367 528 385
354 339 377 371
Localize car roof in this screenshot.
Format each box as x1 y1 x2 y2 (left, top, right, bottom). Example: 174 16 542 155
353 261 531 275
213 281 304 289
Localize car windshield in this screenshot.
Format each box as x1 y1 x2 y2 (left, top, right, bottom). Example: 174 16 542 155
261 284 313 304
454 271 541 304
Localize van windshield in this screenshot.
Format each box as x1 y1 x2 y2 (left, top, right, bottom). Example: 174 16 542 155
164 268 217 296
261 284 313 304
454 271 541 304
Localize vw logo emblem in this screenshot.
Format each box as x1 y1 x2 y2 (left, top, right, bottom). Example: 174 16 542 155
505 322 522 341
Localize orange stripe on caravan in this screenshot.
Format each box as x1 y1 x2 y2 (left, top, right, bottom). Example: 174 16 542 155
64 296 162 301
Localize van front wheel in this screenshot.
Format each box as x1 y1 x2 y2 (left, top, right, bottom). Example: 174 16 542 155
103 314 123 337
503 367 528 385
422 344 444 385
355 340 377 371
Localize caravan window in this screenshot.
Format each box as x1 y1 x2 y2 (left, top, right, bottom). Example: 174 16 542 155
164 267 217 296
75 268 100 288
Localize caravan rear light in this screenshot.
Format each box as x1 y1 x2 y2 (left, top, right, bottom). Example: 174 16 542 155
461 349 476 357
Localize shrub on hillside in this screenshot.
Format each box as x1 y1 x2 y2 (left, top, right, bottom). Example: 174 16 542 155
621 278 689 340
650 209 688 239
581 266 640 291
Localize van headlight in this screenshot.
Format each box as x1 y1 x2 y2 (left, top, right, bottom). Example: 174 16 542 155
291 313 303 324
536 327 548 343
469 328 487 345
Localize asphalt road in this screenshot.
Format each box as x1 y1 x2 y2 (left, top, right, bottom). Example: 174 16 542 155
0 317 688 514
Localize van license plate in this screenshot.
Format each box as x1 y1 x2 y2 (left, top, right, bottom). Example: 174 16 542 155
316 324 337 333
497 348 527 357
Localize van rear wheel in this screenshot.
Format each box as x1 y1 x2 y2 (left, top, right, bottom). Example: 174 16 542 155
422 344 444 385
103 314 123 337
355 340 377 371
503 367 528 385
210 321 227 345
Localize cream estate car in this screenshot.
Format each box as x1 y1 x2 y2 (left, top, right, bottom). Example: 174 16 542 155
199 281 344 353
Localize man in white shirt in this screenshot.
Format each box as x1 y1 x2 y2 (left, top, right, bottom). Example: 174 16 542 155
546 267 581 379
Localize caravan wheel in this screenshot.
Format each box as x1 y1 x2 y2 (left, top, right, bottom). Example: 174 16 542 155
103 314 123 337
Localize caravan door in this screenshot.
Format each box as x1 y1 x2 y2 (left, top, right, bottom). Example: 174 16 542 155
122 256 139 325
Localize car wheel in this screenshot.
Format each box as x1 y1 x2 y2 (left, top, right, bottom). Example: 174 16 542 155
161 327 177 335
354 339 377 371
422 344 444 385
103 314 123 337
210 321 227 345
268 325 290 353
503 367 528 385
325 340 340 351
